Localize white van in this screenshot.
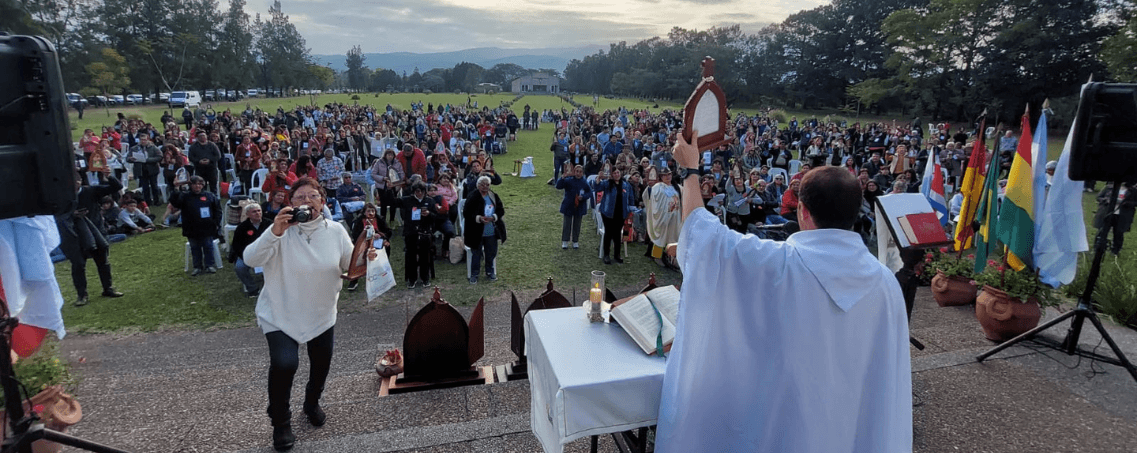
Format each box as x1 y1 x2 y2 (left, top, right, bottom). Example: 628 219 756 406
169 90 202 108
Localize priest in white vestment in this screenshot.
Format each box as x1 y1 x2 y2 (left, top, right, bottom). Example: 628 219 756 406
647 167 682 261
656 133 912 453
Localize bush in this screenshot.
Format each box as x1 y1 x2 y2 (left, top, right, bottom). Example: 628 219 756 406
350 94 360 100
423 90 432 95
1091 255 1137 327
769 109 788 124
2 340 76 406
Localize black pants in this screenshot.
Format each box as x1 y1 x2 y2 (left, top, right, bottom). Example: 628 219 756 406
193 164 219 194
68 246 112 298
602 215 623 258
379 188 399 223
404 232 432 283
138 173 161 205
562 214 583 242
265 326 334 427
238 169 254 196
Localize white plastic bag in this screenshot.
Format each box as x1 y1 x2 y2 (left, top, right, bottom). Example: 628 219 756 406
366 251 396 301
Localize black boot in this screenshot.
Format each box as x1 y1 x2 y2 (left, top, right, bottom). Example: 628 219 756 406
303 401 326 427
272 423 295 451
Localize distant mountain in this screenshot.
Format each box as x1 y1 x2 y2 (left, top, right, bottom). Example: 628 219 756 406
311 45 605 75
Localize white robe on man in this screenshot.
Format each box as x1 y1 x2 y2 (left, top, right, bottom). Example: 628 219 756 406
656 208 912 453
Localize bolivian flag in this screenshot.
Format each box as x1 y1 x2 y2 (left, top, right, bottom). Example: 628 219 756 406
974 143 1003 274
997 109 1034 271
953 120 989 251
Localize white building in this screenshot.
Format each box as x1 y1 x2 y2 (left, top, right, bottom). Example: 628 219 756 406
510 73 560 94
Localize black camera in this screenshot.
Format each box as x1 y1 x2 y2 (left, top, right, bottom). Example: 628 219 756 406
289 205 312 223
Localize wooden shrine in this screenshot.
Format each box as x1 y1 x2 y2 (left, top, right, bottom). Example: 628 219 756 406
496 278 574 382
379 288 492 395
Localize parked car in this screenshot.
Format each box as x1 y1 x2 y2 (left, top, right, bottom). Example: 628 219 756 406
110 95 125 106
86 95 106 107
160 92 170 102
128 94 147 105
168 90 202 108
66 93 89 109
203 90 217 101
247 88 259 98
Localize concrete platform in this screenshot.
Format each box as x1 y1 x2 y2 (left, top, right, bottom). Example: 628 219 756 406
59 286 1137 452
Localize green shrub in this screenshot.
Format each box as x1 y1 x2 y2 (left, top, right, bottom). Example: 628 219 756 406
350 94 360 100
769 109 788 124
3 340 76 406
1092 255 1137 326
423 90 432 95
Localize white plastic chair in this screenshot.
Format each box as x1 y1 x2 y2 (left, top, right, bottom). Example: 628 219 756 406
224 153 237 182
788 159 802 174
247 168 269 203
768 168 788 182
184 239 223 272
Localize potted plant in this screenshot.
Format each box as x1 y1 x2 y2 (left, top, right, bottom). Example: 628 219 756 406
972 260 1058 342
927 250 977 307
1 340 82 453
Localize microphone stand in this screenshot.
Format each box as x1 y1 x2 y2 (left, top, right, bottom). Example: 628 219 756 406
0 294 128 453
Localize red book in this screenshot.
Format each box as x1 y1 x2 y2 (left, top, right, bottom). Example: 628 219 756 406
897 212 949 246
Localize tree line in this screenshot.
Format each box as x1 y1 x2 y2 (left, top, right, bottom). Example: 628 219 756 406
563 0 1136 122
2 0 319 97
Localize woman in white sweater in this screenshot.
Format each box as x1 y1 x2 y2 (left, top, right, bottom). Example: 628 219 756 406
243 177 370 451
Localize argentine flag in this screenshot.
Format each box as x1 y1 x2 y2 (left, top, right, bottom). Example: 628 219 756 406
921 150 950 226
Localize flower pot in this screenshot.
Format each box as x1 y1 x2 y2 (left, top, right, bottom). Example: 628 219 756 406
975 285 1042 342
0 385 82 453
931 271 978 307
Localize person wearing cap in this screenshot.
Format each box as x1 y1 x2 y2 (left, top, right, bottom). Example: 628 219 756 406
170 175 223 276
335 172 367 226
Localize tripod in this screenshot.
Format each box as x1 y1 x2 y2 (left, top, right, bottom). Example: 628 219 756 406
976 181 1137 384
0 296 128 453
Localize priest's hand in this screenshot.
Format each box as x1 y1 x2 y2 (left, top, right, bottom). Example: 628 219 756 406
674 129 699 169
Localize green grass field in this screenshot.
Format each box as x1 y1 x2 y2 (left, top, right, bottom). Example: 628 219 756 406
55 93 1132 333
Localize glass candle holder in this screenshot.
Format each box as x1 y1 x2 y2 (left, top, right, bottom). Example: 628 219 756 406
589 270 605 322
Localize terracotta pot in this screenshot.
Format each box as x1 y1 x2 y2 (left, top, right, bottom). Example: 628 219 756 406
931 271 978 307
975 285 1042 342
0 385 82 453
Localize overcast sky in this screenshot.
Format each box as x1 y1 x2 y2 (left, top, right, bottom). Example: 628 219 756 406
247 0 828 55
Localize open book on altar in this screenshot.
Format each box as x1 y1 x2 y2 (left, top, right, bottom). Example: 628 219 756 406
610 285 680 355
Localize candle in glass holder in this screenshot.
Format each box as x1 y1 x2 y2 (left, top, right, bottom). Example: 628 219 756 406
588 271 605 322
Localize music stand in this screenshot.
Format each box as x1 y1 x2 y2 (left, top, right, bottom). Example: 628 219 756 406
975 181 1137 383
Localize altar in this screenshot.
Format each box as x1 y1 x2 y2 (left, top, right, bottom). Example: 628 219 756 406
526 307 666 453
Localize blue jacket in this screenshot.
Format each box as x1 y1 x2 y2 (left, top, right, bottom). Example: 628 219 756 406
595 178 634 220
556 176 592 216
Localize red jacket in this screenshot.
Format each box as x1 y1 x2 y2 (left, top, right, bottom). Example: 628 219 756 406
397 148 427 179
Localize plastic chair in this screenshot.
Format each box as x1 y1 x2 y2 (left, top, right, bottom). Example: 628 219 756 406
224 153 237 182
247 168 269 203
594 209 605 259
788 159 802 174
184 239 223 272
768 168 788 182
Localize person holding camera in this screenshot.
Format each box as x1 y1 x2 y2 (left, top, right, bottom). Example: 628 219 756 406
242 177 364 451
401 181 440 288
55 173 125 307
169 175 223 275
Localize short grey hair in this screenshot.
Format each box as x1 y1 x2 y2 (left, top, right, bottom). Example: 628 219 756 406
477 175 492 187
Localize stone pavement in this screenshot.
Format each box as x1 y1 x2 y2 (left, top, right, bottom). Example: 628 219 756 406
58 286 1137 452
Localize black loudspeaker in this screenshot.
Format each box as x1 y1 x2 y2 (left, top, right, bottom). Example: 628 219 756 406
1070 82 1137 182
0 34 76 221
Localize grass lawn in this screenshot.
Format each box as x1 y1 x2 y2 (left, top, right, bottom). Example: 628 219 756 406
56 93 1132 333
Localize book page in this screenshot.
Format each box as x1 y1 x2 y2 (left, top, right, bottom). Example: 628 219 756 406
612 294 676 355
644 286 680 326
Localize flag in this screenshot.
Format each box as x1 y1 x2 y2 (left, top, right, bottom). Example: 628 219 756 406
953 120 989 250
997 109 1035 271
974 147 1003 274
0 217 67 357
1035 120 1088 286
921 149 950 226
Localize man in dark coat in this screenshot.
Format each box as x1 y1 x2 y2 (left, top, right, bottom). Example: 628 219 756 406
55 174 125 306
462 175 506 284
1093 182 1137 255
400 181 439 288
128 134 164 205
188 131 222 194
